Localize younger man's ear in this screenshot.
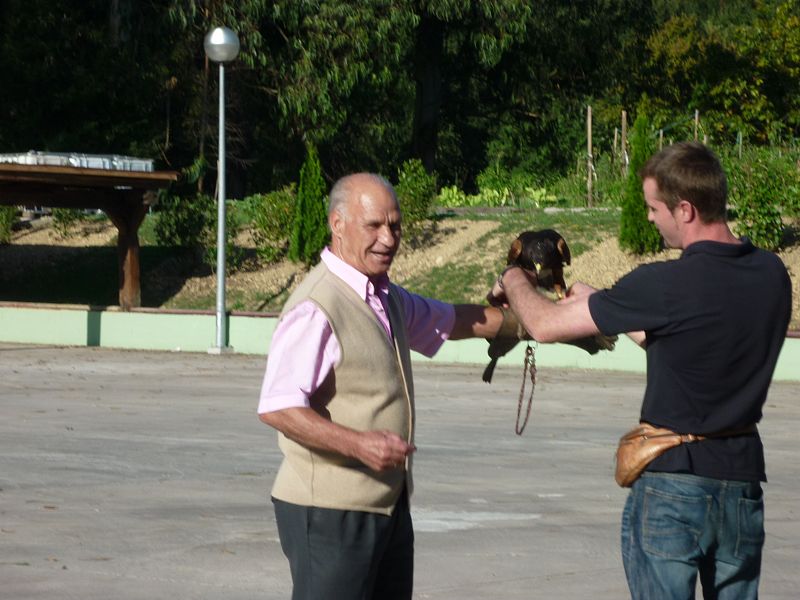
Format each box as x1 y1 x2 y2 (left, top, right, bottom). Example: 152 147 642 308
677 199 696 223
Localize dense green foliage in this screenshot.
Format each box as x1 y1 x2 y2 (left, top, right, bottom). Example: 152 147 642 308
3 1 800 195
247 185 296 263
154 192 216 250
619 114 662 254
723 147 800 250
289 144 328 264
0 207 15 244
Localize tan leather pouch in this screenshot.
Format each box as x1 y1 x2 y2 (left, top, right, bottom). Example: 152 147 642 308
614 423 698 487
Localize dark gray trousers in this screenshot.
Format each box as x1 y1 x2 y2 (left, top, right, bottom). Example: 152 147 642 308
273 491 413 600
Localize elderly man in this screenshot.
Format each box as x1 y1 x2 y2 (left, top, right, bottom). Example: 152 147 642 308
489 143 791 599
258 172 506 600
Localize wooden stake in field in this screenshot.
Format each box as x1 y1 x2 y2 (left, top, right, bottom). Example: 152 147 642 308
694 109 700 140
587 105 593 208
621 110 629 177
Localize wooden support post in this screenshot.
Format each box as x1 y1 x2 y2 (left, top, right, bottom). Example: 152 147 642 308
621 110 629 177
694 109 700 140
659 129 664 150
105 192 151 310
586 105 593 208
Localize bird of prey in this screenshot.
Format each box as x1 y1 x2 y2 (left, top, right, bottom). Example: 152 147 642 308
483 229 615 383
506 228 571 298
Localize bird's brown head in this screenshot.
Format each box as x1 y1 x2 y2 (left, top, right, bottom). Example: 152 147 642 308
507 238 524 265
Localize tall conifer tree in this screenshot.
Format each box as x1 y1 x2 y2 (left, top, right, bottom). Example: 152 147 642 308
289 144 328 264
619 114 661 254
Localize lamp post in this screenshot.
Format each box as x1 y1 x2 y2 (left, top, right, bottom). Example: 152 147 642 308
204 26 239 354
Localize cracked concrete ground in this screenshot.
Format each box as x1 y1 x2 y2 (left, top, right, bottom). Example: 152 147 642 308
1 343 798 599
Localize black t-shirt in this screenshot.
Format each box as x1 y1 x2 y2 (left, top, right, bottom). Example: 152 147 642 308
589 239 791 481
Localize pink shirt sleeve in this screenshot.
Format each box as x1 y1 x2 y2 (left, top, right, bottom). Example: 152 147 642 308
256 300 340 414
257 284 456 414
393 285 456 358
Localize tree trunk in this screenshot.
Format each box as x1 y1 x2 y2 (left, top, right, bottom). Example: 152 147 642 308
412 15 444 174
198 55 210 194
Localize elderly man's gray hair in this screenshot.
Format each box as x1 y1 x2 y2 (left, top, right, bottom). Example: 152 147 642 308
328 173 397 217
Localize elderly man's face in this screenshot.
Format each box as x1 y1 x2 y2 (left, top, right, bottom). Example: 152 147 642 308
330 181 402 278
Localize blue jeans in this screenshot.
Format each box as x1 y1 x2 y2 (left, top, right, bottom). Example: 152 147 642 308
621 472 764 600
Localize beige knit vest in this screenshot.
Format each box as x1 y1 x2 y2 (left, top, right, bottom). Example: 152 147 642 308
270 263 415 515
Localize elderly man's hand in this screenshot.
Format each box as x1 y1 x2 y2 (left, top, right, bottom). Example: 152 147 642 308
356 430 416 472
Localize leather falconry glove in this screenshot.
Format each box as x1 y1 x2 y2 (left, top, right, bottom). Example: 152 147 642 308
483 229 616 382
482 306 531 383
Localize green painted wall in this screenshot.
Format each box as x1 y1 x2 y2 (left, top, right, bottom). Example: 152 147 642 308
0 304 796 380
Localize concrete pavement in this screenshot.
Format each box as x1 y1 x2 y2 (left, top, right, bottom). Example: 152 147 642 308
1 343 798 599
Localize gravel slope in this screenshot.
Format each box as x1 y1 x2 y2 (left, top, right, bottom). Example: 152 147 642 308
4 217 799 330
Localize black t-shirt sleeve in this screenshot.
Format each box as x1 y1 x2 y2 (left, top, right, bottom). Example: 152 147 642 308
588 264 671 336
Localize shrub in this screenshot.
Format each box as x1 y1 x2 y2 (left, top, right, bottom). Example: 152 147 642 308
437 185 470 207
52 208 82 239
723 148 792 251
202 201 245 272
153 191 243 272
476 163 543 207
619 114 661 254
289 144 328 264
476 161 508 195
154 192 215 249
547 153 627 208
592 154 627 206
0 206 16 244
247 185 296 263
437 182 555 209
395 159 437 235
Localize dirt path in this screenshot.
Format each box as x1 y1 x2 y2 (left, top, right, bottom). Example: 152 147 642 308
157 219 502 309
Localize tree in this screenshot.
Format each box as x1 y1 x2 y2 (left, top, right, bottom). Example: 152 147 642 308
167 1 273 194
0 0 170 156
641 1 800 143
467 1 656 186
409 0 531 178
289 144 328 264
619 114 661 254
5 0 800 207
247 1 416 184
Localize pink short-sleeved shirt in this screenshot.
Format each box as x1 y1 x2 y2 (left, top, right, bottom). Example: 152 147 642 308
257 248 456 413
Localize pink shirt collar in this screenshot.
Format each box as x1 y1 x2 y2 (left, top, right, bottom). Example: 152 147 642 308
320 247 390 300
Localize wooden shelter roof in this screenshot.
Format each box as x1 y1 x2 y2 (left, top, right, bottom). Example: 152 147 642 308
0 163 177 208
0 163 179 310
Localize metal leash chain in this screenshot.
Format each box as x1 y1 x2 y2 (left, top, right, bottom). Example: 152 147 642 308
515 343 537 435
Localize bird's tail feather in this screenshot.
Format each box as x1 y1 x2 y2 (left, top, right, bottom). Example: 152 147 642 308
482 358 498 383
